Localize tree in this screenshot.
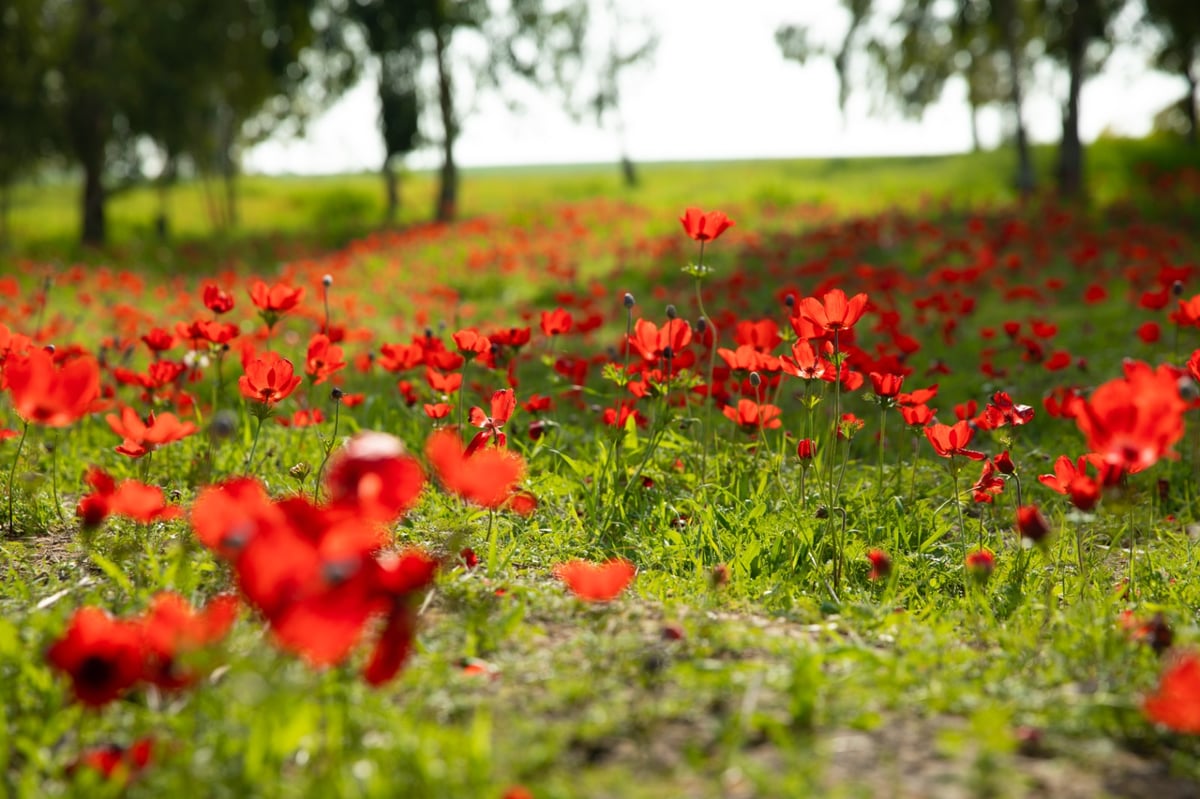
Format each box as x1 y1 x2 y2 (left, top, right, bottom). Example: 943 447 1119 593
348 0 586 224
1038 0 1129 198
0 0 55 246
347 2 423 224
32 0 353 246
556 0 657 187
865 0 1007 152
776 0 874 119
778 0 1045 196
992 0 1037 195
1143 0 1200 145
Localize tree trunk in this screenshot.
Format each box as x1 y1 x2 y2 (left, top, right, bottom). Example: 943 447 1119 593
0 183 10 249
432 22 458 223
998 0 1034 197
383 156 399 225
619 155 638 188
71 0 108 247
966 56 982 153
223 162 238 231
1056 0 1088 199
155 155 174 241
80 139 107 247
969 102 981 154
1186 61 1198 148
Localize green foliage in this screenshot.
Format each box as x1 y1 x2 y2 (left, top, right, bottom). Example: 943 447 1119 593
4 144 1200 795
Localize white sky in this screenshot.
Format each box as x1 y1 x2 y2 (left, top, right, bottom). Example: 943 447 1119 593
244 0 1185 174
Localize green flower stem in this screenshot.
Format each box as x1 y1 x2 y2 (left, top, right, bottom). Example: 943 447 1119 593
245 412 266 472
6 419 29 533
313 397 341 503
51 430 65 522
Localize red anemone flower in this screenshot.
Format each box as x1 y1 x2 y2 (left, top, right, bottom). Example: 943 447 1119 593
680 208 735 242
105 406 198 458
1016 505 1052 544
305 333 346 385
540 308 574 337
238 352 302 405
76 468 182 528
798 289 869 334
965 549 996 582
1037 455 1103 512
425 429 525 509
1073 362 1186 477
5 349 100 427
628 318 692 363
249 279 304 314
1144 651 1200 734
203 283 235 315
866 549 892 581
140 592 238 690
970 460 1005 504
924 421 985 461
780 339 834 381
869 371 904 400
555 559 637 602
466 388 516 455
323 432 426 523
46 607 145 707
69 738 154 783
452 328 491 358
722 398 782 433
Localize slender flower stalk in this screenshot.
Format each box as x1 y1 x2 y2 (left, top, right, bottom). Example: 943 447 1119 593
6 420 29 532
50 430 65 522
312 389 344 502
246 414 266 471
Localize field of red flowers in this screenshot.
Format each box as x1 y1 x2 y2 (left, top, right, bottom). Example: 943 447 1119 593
4 164 1200 797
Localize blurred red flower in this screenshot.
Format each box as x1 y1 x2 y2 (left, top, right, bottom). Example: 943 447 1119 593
555 559 636 602
1073 361 1185 476
1144 651 1200 734
105 406 197 458
5 349 100 427
425 429 525 508
46 607 144 707
679 207 734 242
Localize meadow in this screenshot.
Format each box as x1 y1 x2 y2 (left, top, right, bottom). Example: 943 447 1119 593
2 140 1200 798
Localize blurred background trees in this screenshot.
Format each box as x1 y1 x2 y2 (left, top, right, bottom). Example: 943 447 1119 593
3 0 1199 246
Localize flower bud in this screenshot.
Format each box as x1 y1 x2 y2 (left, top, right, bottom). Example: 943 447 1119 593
867 549 892 581
965 548 996 583
1016 505 1051 546
623 292 635 309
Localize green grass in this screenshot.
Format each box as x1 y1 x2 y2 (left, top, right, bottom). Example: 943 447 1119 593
2 137 1200 797
6 137 1164 259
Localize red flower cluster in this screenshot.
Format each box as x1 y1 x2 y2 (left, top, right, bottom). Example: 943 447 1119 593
192 437 435 685
46 594 236 706
76 468 182 528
